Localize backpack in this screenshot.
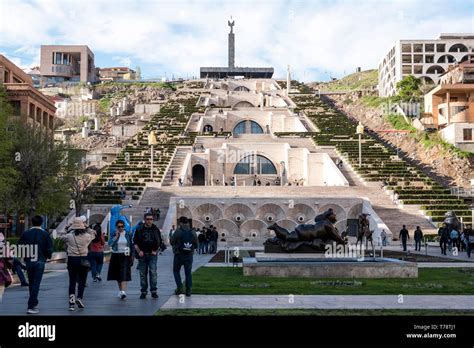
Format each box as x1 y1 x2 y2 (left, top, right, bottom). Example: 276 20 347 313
179 229 195 253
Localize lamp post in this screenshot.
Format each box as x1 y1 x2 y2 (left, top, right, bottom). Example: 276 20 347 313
148 130 158 180
356 122 364 167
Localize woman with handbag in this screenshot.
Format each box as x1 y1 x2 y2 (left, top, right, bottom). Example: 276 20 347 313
107 220 133 300
59 217 96 311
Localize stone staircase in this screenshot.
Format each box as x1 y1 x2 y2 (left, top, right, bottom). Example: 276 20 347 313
161 146 192 186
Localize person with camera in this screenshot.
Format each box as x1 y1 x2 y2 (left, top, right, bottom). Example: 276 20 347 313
58 217 96 311
133 213 162 299
107 220 134 300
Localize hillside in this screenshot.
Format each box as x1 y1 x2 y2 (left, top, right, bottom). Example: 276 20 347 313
308 69 378 91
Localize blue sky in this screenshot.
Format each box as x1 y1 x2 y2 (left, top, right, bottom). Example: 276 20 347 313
1 0 473 81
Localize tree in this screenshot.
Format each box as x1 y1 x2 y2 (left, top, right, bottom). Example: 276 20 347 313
396 75 422 102
0 86 20 214
11 122 68 222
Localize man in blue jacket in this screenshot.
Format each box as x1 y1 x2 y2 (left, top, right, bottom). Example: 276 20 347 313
18 216 53 314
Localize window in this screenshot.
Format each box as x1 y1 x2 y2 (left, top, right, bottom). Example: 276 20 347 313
402 44 411 53
425 55 434 63
413 44 423 52
463 128 472 141
413 66 423 74
234 155 277 175
402 55 411 63
425 44 434 52
437 44 445 52
54 52 62 65
402 65 412 74
413 55 423 63
233 120 263 135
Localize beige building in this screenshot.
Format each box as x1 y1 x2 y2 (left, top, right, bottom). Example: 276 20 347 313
99 67 136 81
424 58 474 151
40 45 97 86
0 54 56 133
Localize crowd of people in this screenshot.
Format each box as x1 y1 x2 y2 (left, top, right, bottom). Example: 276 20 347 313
195 226 219 254
0 214 202 314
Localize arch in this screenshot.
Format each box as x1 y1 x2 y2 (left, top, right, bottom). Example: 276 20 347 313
89 213 106 225
191 164 205 186
426 65 445 74
419 76 435 85
287 203 317 223
190 219 205 230
203 124 213 132
234 86 250 92
347 203 363 220
233 100 255 108
318 203 347 222
232 120 264 135
256 203 286 223
437 54 456 64
233 154 277 175
212 218 239 238
223 203 254 223
449 43 468 52
240 219 268 238
192 203 223 224
460 54 471 63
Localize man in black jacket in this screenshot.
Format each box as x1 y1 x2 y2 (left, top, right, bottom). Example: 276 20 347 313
18 215 53 314
399 225 409 252
171 217 198 296
438 223 449 255
133 213 162 299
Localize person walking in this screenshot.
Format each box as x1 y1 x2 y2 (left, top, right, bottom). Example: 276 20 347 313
465 224 473 258
438 223 449 255
414 226 423 251
12 258 28 286
133 213 162 299
198 230 206 254
107 220 133 300
168 225 176 243
399 225 409 252
171 217 198 297
380 229 387 247
88 223 105 282
18 215 53 314
450 228 459 251
58 217 96 311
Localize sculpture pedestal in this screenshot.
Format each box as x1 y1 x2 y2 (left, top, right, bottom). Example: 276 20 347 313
243 253 418 278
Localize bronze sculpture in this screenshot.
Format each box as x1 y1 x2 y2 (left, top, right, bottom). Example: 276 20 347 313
264 208 346 252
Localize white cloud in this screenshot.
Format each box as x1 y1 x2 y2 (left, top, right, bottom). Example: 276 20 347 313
0 0 472 81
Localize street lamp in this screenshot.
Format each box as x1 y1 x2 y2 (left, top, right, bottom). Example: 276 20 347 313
356 122 364 167
148 130 158 180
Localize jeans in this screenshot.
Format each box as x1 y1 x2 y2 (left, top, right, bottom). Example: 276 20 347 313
13 259 27 285
209 240 217 254
25 261 45 309
198 243 205 254
138 253 157 293
173 253 193 293
414 240 421 251
67 256 89 299
88 251 104 279
440 239 448 255
401 238 407 251
204 242 209 254
468 243 472 258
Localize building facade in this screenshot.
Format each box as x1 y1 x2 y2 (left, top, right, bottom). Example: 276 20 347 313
99 67 136 81
378 33 474 97
40 45 97 86
0 55 56 133
423 59 474 152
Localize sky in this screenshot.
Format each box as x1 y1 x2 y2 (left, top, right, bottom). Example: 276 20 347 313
0 0 473 82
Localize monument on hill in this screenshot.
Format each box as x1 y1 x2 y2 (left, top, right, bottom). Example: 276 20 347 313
200 18 274 78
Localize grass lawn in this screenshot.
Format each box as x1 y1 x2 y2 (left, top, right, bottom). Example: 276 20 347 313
156 308 474 316
191 267 474 295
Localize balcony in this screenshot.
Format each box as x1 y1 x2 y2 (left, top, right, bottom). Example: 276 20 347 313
438 102 470 125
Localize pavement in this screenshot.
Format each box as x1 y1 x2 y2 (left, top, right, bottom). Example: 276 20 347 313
0 249 213 316
161 294 474 310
